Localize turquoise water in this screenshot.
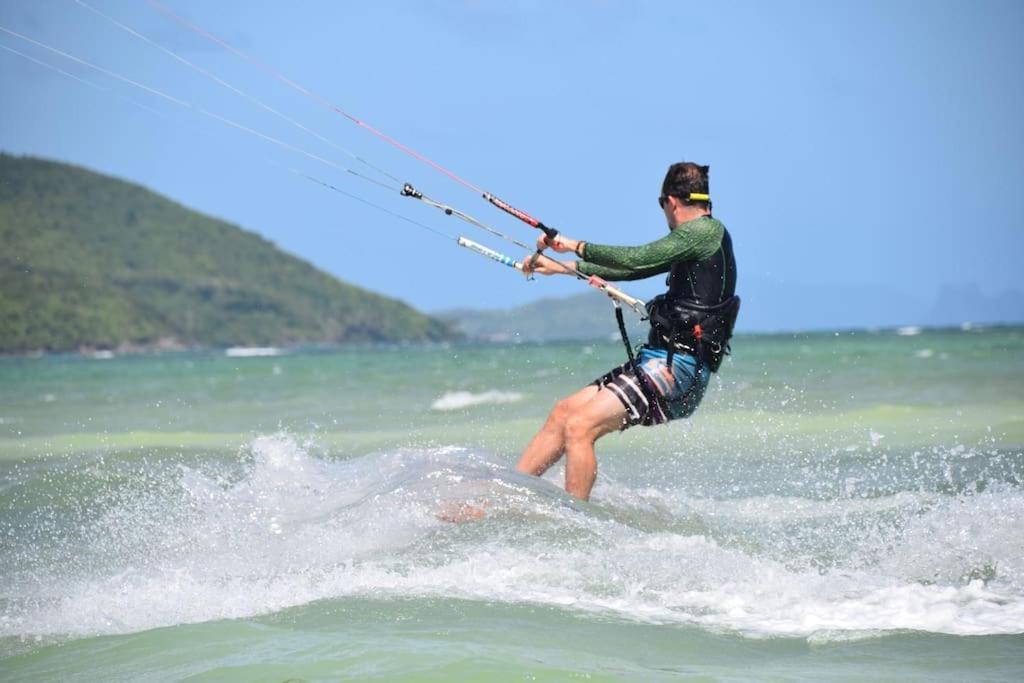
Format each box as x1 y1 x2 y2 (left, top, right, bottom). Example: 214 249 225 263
2 328 1023 681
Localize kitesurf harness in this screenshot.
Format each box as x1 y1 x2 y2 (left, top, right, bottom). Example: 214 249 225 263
647 296 740 368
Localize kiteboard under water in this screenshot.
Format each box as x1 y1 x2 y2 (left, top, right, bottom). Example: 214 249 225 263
436 501 488 524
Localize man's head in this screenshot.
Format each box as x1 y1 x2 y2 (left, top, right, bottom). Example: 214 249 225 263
659 162 711 228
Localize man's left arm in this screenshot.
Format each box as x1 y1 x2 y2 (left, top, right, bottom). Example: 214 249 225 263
575 261 666 282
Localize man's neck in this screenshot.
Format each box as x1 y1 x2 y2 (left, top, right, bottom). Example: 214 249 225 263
671 208 711 229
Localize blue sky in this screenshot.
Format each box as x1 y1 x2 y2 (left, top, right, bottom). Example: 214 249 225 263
1 0 1022 328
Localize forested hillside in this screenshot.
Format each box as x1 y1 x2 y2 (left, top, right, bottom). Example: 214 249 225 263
0 154 454 352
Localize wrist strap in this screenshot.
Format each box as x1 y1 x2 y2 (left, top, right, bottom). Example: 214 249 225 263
575 241 585 258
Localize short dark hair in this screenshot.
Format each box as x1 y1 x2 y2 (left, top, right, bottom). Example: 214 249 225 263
661 162 710 209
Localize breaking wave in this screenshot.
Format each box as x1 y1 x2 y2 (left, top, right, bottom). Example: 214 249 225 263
2 435 1023 642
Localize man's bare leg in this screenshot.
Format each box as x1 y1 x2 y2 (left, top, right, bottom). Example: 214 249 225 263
516 385 600 478
517 384 629 500
562 388 630 500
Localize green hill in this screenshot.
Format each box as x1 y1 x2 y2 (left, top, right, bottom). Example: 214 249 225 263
0 154 454 352
438 291 649 343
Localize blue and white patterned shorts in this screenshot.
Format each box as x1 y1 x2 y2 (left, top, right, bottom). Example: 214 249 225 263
594 346 711 428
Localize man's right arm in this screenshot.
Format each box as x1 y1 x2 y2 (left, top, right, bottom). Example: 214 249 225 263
576 218 724 281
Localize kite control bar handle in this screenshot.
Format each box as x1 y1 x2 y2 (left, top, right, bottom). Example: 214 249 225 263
483 192 559 241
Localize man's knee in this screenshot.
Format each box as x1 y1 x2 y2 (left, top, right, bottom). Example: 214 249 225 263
547 397 573 426
564 413 598 445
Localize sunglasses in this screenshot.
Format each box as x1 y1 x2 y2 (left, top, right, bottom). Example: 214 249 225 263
658 195 668 209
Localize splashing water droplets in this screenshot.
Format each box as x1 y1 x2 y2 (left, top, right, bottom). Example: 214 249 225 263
2 433 1023 642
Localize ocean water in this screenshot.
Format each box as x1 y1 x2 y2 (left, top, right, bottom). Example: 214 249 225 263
1 327 1023 681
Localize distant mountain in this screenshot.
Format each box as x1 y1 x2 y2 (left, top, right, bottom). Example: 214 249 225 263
924 284 1024 328
0 154 454 353
739 278 1023 332
440 280 1024 341
438 291 649 343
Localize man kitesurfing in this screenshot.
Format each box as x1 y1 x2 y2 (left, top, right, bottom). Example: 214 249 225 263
516 162 740 500
3 3 738 507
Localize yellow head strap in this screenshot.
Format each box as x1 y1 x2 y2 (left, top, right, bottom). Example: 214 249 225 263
687 193 710 202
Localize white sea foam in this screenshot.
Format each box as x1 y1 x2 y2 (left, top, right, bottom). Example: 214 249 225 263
4 437 1024 642
685 490 936 523
224 346 282 357
430 389 523 411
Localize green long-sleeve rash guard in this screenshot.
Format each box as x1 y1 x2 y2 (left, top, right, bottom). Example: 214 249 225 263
576 215 725 281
